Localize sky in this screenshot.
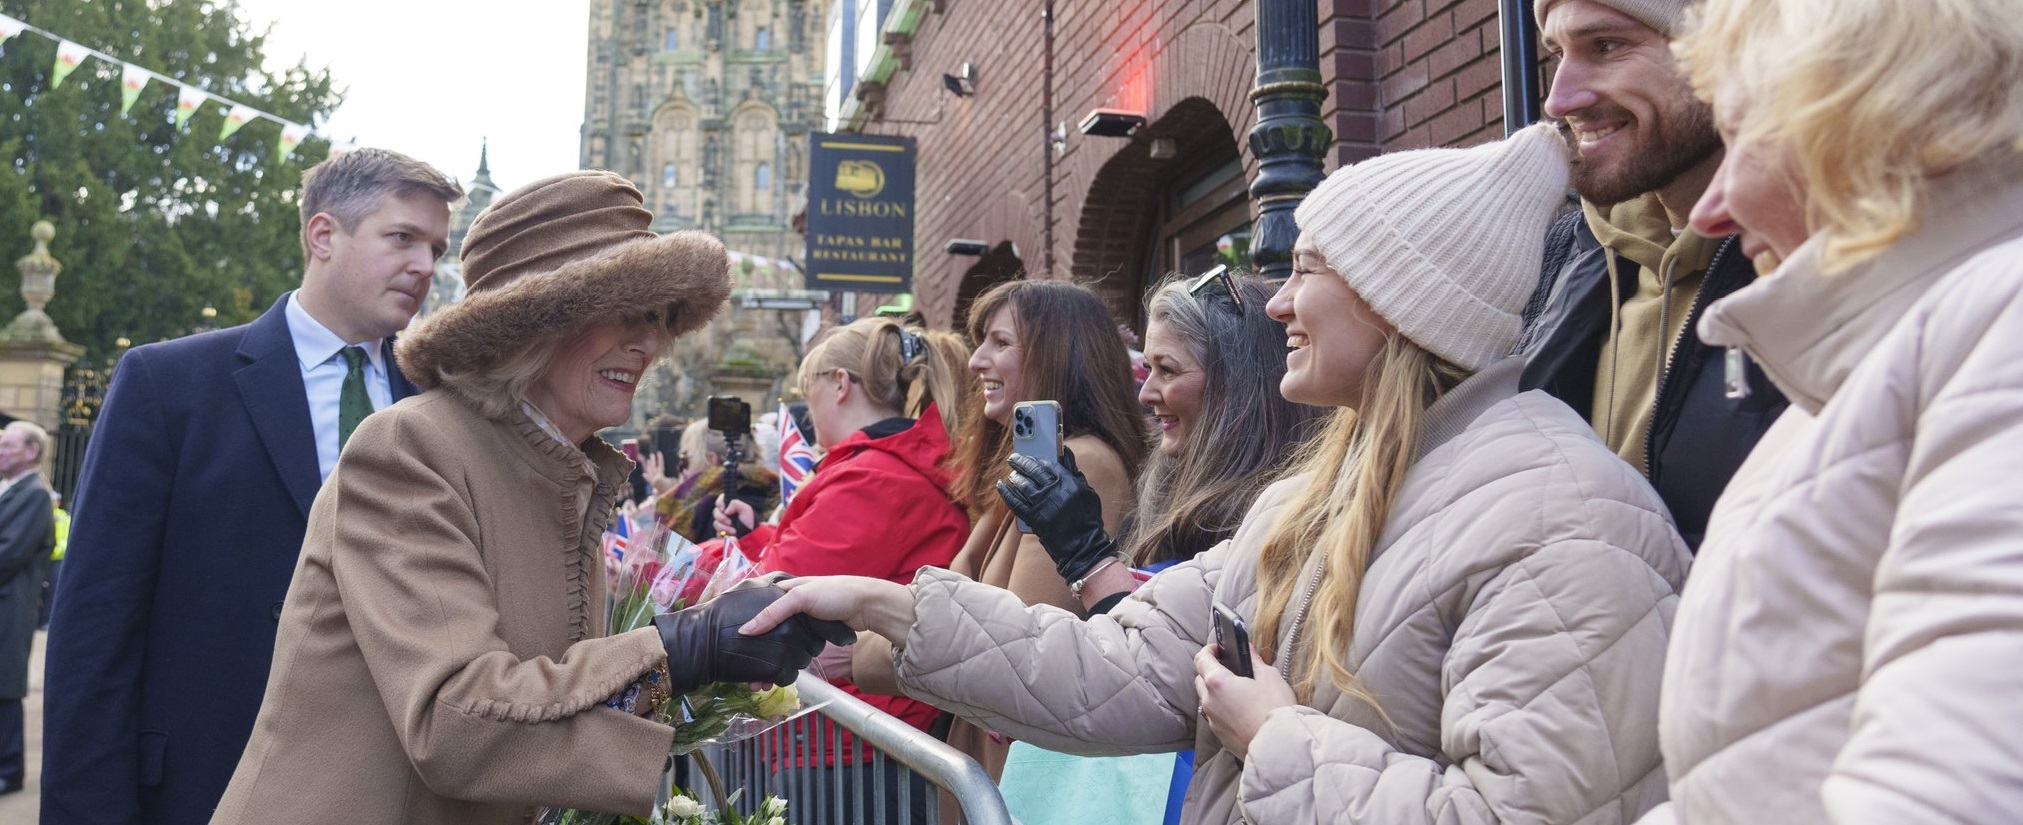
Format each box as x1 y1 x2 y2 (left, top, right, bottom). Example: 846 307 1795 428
234 0 592 194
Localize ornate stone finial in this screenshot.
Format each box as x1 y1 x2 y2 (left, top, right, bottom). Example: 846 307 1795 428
6 220 70 345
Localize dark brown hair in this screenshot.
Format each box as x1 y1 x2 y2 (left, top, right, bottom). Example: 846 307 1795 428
951 280 1151 516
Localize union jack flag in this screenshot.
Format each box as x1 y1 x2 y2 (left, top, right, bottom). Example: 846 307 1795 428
778 402 818 506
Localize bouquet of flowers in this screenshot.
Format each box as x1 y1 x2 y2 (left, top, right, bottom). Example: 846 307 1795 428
545 787 788 825
536 524 822 824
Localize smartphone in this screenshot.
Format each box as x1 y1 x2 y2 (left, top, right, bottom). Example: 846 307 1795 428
1211 602 1254 678
1009 401 1064 533
620 438 641 463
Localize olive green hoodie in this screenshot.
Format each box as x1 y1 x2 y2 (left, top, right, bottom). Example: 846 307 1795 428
1585 193 1719 474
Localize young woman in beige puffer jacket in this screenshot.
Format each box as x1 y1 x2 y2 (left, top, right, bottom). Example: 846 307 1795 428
1644 3 2023 823
746 124 1693 825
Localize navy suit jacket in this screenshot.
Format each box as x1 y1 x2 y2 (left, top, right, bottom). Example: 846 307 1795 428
42 295 419 825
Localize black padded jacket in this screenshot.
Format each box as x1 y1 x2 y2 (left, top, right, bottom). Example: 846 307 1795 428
1518 209 1789 551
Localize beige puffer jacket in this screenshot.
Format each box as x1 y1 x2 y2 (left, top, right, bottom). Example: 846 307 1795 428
1646 161 2023 825
892 359 1691 825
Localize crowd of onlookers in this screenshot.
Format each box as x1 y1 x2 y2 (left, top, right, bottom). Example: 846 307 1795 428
23 0 2023 822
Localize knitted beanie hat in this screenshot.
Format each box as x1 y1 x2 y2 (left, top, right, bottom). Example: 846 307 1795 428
1292 123 1570 371
1535 0 1691 37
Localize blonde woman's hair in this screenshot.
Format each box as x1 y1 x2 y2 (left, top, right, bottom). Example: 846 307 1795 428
1252 334 1468 708
797 317 976 441
1674 0 2023 272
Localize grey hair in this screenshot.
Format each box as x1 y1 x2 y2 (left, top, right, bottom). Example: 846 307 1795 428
3 420 49 462
1122 271 1326 566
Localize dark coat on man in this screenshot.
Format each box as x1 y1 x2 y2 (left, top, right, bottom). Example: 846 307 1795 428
0 470 52 700
1520 210 1789 550
41 294 418 825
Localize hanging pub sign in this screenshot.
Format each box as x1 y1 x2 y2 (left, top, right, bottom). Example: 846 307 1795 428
804 132 916 293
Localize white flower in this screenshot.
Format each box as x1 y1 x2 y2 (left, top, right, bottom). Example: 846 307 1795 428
763 818 785 825
760 796 787 818
663 795 707 820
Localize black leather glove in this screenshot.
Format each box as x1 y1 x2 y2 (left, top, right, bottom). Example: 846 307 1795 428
653 580 857 695
995 447 1118 584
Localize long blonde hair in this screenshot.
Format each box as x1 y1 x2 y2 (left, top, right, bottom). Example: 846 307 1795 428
797 317 975 441
1252 334 1468 707
1674 0 2023 272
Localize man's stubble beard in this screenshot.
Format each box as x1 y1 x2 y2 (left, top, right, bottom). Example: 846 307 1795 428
1564 98 1723 207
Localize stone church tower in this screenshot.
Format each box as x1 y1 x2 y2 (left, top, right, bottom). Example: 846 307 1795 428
581 0 825 263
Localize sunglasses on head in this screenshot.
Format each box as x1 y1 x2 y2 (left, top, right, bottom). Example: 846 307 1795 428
1184 265 1243 312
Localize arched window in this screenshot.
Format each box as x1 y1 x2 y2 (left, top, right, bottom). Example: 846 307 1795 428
664 28 679 50
733 109 777 216
653 107 700 219
755 27 770 51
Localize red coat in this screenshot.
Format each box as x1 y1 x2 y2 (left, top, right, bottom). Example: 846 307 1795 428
746 404 969 766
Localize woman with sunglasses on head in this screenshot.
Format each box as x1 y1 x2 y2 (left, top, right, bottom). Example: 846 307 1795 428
744 126 1690 825
1001 267 1326 616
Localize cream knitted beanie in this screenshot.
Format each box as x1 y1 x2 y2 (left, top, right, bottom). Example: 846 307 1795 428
1534 0 1691 37
1292 122 1570 371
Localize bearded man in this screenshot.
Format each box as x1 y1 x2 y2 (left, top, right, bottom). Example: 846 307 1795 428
1519 0 1789 550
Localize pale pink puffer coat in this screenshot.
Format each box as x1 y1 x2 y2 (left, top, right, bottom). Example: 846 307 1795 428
1644 160 2023 825
888 359 1690 825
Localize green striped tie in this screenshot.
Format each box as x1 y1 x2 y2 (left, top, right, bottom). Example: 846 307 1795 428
338 346 372 450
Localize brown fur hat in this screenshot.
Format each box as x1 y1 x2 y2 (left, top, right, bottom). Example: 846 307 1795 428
396 171 732 391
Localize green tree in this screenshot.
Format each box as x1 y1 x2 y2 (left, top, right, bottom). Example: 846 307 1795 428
0 0 340 360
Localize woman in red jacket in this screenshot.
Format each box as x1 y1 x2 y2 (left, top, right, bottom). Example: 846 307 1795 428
714 316 976 824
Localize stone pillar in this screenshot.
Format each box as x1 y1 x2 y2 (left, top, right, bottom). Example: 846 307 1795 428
1246 0 1333 279
0 222 85 430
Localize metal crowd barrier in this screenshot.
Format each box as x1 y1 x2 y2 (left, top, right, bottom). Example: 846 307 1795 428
694 675 1013 825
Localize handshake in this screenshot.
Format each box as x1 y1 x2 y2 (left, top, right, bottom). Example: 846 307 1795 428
653 578 857 696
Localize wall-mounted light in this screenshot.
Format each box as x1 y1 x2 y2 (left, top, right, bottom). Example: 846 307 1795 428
1078 108 1146 138
942 62 977 97
1051 123 1069 156
945 239 990 256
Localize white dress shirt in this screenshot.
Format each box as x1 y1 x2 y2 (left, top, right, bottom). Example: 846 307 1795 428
286 292 392 481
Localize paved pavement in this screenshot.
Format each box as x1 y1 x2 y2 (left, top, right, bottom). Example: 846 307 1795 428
0 630 43 824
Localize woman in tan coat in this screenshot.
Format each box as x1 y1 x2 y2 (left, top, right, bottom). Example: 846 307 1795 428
209 172 850 825
849 279 1150 795
747 126 1691 825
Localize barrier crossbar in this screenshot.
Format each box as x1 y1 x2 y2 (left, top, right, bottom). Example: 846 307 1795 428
695 674 1013 825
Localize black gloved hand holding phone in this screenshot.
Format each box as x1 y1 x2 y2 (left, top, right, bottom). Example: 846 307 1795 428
653 579 856 695
995 447 1118 584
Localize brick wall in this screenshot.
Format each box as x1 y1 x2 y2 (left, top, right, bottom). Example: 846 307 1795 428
854 0 1511 328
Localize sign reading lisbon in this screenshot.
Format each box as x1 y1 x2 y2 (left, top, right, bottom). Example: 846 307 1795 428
805 132 916 292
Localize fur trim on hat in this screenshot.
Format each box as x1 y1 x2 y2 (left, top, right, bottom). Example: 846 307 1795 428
396 230 731 392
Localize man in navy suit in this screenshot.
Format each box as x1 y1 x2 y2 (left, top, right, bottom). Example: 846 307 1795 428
41 149 462 825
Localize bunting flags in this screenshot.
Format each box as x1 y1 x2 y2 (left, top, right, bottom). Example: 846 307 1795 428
7 11 340 165
777 403 818 507
0 14 24 50
119 63 151 113
50 39 88 87
278 122 308 161
220 103 257 140
174 85 206 128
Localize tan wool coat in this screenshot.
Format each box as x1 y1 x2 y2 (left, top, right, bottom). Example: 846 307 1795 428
852 434 1132 790
884 359 1691 825
210 390 673 824
1645 162 2023 825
